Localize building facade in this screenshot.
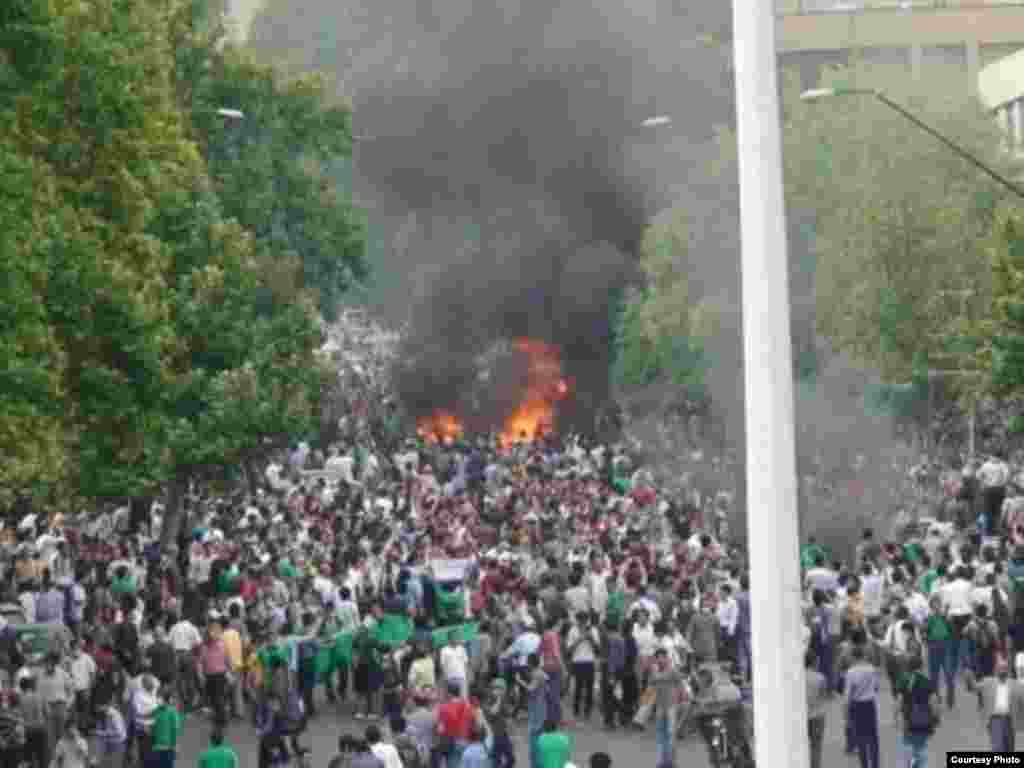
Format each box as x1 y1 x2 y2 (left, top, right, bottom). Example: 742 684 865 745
777 1 1024 88
978 46 1024 147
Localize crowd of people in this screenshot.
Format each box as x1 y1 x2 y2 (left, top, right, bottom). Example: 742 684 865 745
6 384 1024 768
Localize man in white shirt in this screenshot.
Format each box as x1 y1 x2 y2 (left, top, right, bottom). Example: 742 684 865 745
439 633 470 698
979 454 1011 536
718 585 739 637
367 723 404 768
971 579 995 616
970 656 1024 752
942 565 976 689
68 639 97 722
860 565 884 622
18 583 36 624
805 556 839 595
565 612 600 720
168 614 202 709
904 590 930 628
882 607 915 656
587 559 609 621
564 577 592 619
325 449 355 484
941 567 975 621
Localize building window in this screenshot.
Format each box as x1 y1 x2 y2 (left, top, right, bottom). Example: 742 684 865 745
1015 100 1024 149
1007 103 1018 150
799 0 863 11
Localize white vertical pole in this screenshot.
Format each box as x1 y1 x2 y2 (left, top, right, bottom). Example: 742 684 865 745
731 0 810 767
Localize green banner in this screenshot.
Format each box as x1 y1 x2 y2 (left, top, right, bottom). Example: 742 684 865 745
307 618 480 681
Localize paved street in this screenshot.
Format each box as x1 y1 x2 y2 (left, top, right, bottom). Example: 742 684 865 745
176 680 995 766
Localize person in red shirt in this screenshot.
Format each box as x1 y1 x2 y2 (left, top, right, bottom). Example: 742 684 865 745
435 681 477 760
198 623 230 726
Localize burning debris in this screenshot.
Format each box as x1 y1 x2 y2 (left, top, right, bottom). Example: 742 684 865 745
498 338 570 446
413 336 571 446
416 410 464 444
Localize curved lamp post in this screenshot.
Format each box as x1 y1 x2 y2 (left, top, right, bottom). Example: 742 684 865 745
800 87 1024 200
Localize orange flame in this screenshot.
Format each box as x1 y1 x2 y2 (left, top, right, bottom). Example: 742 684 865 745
417 410 464 444
415 338 570 448
498 338 568 448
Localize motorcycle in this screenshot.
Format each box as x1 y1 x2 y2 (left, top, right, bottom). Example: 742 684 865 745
708 713 755 768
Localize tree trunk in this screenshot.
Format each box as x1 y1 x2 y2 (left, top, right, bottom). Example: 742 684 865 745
243 453 260 499
129 496 154 536
160 471 189 565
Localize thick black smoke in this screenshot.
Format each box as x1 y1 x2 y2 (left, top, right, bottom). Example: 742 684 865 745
248 0 734 433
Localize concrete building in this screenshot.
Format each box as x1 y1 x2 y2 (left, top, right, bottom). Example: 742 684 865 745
979 46 1024 148
777 0 1024 88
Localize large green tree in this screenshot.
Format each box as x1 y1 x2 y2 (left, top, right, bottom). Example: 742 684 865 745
173 0 367 322
781 63 1013 387
2 0 198 501
0 146 66 506
153 0 362 549
0 0 366 523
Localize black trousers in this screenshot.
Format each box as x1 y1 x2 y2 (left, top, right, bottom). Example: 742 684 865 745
24 726 47 768
206 672 228 725
600 664 622 727
621 672 639 722
984 486 1006 534
572 661 595 719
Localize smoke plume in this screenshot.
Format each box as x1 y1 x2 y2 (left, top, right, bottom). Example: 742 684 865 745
248 0 734 432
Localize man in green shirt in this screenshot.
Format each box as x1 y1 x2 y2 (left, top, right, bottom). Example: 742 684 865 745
801 537 826 571
110 564 138 597
277 556 299 581
919 562 941 596
197 728 239 768
149 687 183 767
536 718 573 768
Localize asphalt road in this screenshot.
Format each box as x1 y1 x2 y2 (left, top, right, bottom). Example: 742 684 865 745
175 678 995 767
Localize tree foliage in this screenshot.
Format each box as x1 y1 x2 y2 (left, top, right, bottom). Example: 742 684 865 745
0 0 366 513
617 61 1013 432
979 209 1024 404
780 62 1013 387
614 209 719 400
173 3 367 321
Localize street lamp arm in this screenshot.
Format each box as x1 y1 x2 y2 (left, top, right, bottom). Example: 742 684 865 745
870 91 1024 201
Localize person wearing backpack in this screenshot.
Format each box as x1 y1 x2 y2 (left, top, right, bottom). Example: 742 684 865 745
896 655 939 768
882 606 918 707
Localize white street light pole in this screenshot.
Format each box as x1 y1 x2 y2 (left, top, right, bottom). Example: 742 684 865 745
733 1 808 768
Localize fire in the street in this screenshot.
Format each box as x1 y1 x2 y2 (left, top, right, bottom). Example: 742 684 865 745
498 338 569 447
415 338 570 447
416 410 464 444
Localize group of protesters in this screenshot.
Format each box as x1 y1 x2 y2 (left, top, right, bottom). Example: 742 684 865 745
7 377 1024 768
799 448 1024 768
0 403 756 768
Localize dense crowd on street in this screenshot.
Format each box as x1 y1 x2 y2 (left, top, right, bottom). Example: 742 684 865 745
7 385 1024 768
